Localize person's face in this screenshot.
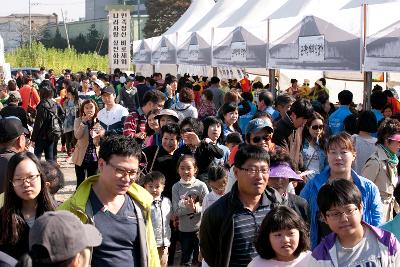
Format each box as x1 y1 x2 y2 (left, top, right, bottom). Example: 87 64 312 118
144 179 165 198
101 93 116 106
93 84 100 94
323 101 331 114
209 177 228 196
83 102 96 119
385 139 400 154
323 204 363 239
161 133 178 154
170 81 177 91
269 228 300 262
159 115 175 128
277 103 291 116
383 108 393 118
149 101 165 112
82 79 90 90
147 114 159 131
234 159 269 197
291 114 308 129
67 92 74 100
308 119 324 139
12 159 42 201
224 110 238 125
98 155 139 196
65 74 71 80
0 89 7 98
257 100 266 111
249 129 273 151
292 81 298 87
207 123 222 142
178 159 197 181
268 177 290 196
327 144 356 174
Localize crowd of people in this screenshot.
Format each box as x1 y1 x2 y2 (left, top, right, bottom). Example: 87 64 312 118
0 67 400 266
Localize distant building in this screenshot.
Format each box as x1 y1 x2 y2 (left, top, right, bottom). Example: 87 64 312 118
85 0 147 20
0 13 57 51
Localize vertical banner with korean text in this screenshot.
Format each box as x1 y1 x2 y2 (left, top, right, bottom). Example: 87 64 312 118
107 6 132 72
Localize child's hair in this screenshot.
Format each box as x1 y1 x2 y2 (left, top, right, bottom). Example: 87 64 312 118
269 149 295 169
208 165 228 182
176 154 198 172
317 179 362 216
326 132 355 153
40 161 65 195
225 132 243 146
255 206 310 260
142 171 166 186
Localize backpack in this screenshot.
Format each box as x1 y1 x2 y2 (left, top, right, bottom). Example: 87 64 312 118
45 106 63 140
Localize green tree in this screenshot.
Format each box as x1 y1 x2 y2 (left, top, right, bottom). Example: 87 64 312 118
40 27 53 48
86 24 101 53
143 0 190 38
53 27 68 49
71 33 88 53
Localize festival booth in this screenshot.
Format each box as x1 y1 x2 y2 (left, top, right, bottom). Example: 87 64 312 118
268 0 362 71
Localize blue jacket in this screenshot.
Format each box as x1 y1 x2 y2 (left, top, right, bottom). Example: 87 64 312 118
310 222 400 266
372 109 384 137
301 139 327 173
328 106 352 135
238 101 257 133
300 168 383 248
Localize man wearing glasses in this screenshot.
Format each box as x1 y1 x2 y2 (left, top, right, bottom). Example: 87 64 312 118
200 145 282 267
59 135 160 267
0 117 28 193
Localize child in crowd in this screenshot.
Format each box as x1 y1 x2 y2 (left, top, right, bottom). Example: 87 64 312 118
172 155 209 266
40 161 65 205
224 132 243 151
383 104 393 119
310 179 400 266
248 206 311 267
143 171 172 267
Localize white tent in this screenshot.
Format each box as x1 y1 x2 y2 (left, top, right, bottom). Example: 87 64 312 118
164 0 216 35
151 34 177 65
268 0 362 71
132 38 154 64
358 0 400 71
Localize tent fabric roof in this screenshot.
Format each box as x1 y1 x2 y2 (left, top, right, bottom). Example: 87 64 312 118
164 0 216 35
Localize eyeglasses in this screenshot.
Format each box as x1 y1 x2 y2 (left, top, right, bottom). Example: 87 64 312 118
12 174 40 187
107 161 139 180
252 134 272 143
311 125 324 130
326 207 358 221
237 167 269 176
181 128 193 134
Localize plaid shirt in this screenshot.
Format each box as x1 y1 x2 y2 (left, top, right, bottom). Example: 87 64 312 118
83 121 98 163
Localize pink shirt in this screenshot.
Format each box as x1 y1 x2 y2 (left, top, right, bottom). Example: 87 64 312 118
247 251 311 267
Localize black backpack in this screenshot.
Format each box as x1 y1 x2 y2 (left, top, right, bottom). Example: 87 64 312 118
45 106 63 140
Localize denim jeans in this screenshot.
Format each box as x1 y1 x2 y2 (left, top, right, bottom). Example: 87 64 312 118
34 139 55 162
179 231 199 266
75 161 98 188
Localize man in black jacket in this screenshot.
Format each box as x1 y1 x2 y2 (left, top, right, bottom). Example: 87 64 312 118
200 145 282 267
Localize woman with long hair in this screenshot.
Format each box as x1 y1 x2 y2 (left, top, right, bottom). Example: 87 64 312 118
72 99 100 188
301 112 327 175
0 152 56 259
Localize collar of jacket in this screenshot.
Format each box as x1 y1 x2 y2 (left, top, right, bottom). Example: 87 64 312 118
373 145 390 161
283 112 296 131
312 167 364 191
66 174 153 222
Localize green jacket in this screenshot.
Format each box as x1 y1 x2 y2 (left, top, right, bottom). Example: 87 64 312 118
58 175 160 267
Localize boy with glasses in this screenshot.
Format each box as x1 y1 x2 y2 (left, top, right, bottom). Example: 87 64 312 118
310 179 400 266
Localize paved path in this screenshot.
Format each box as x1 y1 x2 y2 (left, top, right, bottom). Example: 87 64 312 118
55 152 77 203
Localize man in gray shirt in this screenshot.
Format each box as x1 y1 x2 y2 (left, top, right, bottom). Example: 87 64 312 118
205 77 225 110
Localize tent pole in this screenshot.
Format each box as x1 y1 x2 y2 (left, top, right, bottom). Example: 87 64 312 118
269 69 276 98
363 71 372 110
213 67 218 77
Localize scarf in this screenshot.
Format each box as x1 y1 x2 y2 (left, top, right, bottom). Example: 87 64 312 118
179 177 196 186
380 144 399 178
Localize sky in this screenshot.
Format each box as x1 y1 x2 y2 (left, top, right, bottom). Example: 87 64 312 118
0 0 85 22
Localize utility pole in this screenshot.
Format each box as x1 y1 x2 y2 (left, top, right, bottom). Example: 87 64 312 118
61 9 71 49
29 0 32 51
137 0 141 40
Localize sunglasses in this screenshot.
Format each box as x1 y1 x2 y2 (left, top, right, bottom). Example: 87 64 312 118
311 125 324 130
252 134 272 143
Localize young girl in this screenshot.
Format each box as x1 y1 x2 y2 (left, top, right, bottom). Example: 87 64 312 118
383 104 393 119
0 152 56 259
248 206 311 267
144 109 161 147
202 165 228 211
72 99 100 188
172 155 209 266
63 85 81 157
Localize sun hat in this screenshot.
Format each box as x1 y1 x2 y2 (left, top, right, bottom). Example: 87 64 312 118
269 162 303 181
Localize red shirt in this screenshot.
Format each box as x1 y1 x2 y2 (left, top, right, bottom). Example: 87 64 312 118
20 85 40 111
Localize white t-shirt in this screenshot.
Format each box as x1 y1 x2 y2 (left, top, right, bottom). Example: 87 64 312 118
247 251 311 267
302 144 320 173
335 228 382 267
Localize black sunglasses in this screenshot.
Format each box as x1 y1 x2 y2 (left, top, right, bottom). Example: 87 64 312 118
252 134 272 143
311 125 324 130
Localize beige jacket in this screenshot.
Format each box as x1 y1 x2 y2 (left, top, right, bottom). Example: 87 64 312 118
361 145 398 201
71 118 99 166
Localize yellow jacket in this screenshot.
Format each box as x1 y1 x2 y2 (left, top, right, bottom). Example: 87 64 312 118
58 175 160 267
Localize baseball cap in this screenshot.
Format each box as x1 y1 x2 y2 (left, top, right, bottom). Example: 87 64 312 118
245 118 273 135
154 109 179 122
269 162 303 181
29 211 102 263
389 134 400 142
0 117 29 143
93 79 105 89
101 85 115 95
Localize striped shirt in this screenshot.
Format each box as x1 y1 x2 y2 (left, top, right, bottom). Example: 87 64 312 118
229 194 272 267
123 108 146 138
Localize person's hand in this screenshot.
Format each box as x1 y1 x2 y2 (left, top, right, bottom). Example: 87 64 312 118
81 113 92 123
184 197 196 211
184 132 201 147
135 132 146 139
